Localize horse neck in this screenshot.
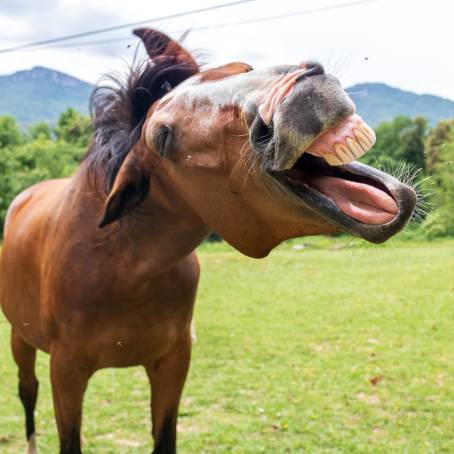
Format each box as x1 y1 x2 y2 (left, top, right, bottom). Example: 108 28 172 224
73 165 210 275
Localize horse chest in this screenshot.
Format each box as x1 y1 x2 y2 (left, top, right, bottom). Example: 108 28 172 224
67 282 196 368
104 320 186 367
46 251 200 367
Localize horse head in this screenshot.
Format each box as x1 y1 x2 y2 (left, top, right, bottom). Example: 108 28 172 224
97 28 416 258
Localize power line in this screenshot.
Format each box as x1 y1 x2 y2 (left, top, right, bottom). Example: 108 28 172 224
47 0 384 50
0 0 259 54
195 0 383 32
53 37 134 49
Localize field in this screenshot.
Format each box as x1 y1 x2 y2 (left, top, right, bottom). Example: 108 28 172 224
1 239 453 453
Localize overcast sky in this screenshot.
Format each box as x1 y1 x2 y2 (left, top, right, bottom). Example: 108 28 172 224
0 0 452 99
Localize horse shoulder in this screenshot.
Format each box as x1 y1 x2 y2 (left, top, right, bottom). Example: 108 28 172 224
1 178 71 350
4 179 70 237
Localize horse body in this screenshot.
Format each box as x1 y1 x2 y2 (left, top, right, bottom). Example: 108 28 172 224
1 28 416 453
3 162 205 361
2 164 206 453
2 178 69 352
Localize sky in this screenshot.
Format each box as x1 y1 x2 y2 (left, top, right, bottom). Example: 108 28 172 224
0 0 452 99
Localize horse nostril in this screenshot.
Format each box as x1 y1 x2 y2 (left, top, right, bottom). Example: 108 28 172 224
296 62 325 82
250 113 274 152
307 62 325 75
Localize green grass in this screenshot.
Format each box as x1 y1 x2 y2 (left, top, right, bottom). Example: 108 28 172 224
1 239 453 453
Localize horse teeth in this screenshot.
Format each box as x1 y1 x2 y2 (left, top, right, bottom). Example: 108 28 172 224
334 144 354 163
353 128 373 151
346 138 365 159
323 153 343 166
360 124 376 144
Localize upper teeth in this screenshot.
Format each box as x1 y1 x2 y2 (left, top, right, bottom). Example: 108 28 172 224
321 123 376 166
353 127 374 151
303 115 377 167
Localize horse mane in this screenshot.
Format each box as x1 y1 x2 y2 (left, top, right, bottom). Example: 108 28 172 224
86 53 198 193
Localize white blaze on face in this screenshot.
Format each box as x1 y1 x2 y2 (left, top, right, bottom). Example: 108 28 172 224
155 68 287 118
147 69 286 151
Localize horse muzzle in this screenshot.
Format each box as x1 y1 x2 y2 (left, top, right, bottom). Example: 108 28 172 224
247 66 417 243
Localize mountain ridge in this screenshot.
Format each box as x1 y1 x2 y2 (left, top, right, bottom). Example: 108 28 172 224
0 66 94 125
348 82 454 126
1 66 454 126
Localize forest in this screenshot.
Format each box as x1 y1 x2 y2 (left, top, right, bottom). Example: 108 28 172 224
0 108 453 238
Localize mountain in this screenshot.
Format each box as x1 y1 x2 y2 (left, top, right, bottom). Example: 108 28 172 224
0 66 94 125
349 83 454 126
0 67 454 127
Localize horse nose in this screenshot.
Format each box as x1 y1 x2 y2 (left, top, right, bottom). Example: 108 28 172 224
258 62 327 125
297 62 325 80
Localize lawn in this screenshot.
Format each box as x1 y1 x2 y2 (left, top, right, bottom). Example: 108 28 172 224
1 239 453 453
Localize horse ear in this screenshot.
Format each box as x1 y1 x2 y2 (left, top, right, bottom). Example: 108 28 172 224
98 151 149 228
133 28 199 72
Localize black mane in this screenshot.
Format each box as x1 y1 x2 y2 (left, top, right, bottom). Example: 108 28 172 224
86 57 197 192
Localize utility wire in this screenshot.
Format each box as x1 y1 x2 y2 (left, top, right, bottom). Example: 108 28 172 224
47 0 384 50
195 0 382 32
0 0 259 54
53 37 135 49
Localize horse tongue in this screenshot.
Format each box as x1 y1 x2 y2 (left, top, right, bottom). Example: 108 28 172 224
306 175 398 225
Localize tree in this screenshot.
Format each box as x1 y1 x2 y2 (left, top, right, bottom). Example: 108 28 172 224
0 110 90 234
29 122 52 140
0 147 17 228
398 117 427 171
54 107 92 147
423 120 454 237
0 115 23 148
361 116 426 172
425 120 454 175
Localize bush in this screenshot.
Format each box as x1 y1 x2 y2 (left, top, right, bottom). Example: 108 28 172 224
422 208 454 238
0 109 90 234
0 110 453 239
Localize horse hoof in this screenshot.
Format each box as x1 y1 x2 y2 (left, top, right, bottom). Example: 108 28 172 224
25 434 39 454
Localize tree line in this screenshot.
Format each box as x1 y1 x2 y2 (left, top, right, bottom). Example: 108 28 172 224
0 109 453 238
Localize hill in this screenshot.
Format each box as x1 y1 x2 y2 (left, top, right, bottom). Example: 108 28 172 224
349 82 454 126
1 67 454 127
0 66 94 125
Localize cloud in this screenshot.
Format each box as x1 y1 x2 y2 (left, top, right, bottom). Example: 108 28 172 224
0 0 452 99
0 0 58 17
0 0 123 45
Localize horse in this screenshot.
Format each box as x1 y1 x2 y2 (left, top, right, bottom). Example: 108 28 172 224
0 28 416 454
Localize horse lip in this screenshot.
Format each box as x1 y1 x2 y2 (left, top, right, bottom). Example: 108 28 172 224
337 161 417 243
269 160 417 243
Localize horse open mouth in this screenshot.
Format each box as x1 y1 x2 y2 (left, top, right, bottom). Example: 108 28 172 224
266 116 417 243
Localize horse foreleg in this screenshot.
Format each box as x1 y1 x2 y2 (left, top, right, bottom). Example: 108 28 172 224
146 337 191 454
11 331 39 454
49 350 92 454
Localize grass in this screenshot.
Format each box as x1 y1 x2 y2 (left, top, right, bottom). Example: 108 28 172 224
1 238 453 453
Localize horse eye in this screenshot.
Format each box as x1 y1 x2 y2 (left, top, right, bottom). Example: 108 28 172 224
154 125 173 157
161 81 172 93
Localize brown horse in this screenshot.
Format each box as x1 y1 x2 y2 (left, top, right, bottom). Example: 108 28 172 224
0 28 416 453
